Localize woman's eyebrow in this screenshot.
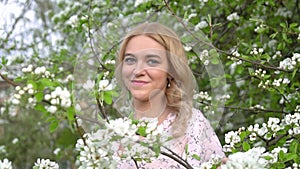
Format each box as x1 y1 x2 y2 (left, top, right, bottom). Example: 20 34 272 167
145 54 161 59
124 53 135 57
124 52 163 59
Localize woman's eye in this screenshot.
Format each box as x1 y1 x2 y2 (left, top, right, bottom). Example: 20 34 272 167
147 59 159 66
124 57 136 64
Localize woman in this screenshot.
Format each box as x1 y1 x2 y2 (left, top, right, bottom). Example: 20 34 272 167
115 22 224 168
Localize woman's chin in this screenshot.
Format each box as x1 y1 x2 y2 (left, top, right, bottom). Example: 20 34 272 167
132 95 149 102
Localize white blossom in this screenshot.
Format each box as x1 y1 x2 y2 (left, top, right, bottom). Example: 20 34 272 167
272 51 282 59
200 50 208 60
53 148 61 155
27 83 33 89
224 131 240 146
12 138 19 144
12 98 20 105
34 66 46 75
44 94 51 101
232 50 240 57
22 64 33 73
279 58 295 70
14 94 21 99
295 106 300 112
65 74 74 82
18 90 25 95
15 86 21 91
66 15 78 26
282 78 290 84
254 24 266 33
195 21 208 31
134 0 150 7
221 147 267 169
28 97 35 104
250 48 260 55
75 117 166 168
0 158 12 169
227 12 239 21
47 106 57 114
34 158 59 169
83 80 95 90
28 89 35 95
183 45 192 52
193 91 211 101
203 60 210 65
99 80 113 91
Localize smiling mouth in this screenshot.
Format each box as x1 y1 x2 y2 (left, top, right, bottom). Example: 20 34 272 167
131 80 149 86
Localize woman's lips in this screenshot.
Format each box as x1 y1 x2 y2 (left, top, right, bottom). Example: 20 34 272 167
131 80 149 86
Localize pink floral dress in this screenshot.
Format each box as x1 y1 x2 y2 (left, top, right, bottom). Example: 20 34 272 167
117 108 225 168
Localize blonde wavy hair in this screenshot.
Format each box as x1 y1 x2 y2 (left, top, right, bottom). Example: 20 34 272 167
114 22 196 137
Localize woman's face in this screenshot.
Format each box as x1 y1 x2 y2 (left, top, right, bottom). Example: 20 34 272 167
122 35 169 102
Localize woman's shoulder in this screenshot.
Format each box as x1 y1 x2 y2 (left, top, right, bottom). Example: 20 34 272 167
190 108 208 123
186 108 215 135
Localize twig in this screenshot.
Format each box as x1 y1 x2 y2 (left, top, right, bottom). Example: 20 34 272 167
75 114 104 126
74 116 87 145
225 105 286 114
0 74 18 87
87 0 108 70
95 97 109 123
131 157 139 169
160 146 193 169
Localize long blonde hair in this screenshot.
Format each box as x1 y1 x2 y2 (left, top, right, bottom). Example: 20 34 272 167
115 22 196 137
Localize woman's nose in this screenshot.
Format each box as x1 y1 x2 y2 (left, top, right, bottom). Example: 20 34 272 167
133 62 146 76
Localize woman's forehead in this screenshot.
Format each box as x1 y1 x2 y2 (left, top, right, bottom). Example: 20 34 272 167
125 35 165 52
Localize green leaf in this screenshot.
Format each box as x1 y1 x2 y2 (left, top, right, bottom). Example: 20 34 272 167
280 23 286 28
46 116 57 123
103 91 112 104
239 131 248 140
210 56 220 65
137 127 146 137
263 155 274 161
192 154 201 161
290 23 298 28
270 32 278 39
236 65 244 74
208 49 220 65
14 77 23 82
289 140 299 154
278 150 284 160
35 92 44 102
49 119 59 132
210 77 220 88
282 153 297 162
242 141 250 151
40 78 54 88
27 80 37 89
152 143 161 155
292 68 298 79
34 104 47 114
1 56 8 65
67 107 75 122
248 68 254 75
185 144 189 155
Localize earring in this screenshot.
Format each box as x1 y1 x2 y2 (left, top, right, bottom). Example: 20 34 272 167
167 78 171 88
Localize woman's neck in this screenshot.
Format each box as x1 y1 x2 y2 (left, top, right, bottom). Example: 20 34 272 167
133 92 171 124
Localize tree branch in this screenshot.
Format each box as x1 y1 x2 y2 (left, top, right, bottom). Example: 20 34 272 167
0 74 18 87
162 0 294 73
